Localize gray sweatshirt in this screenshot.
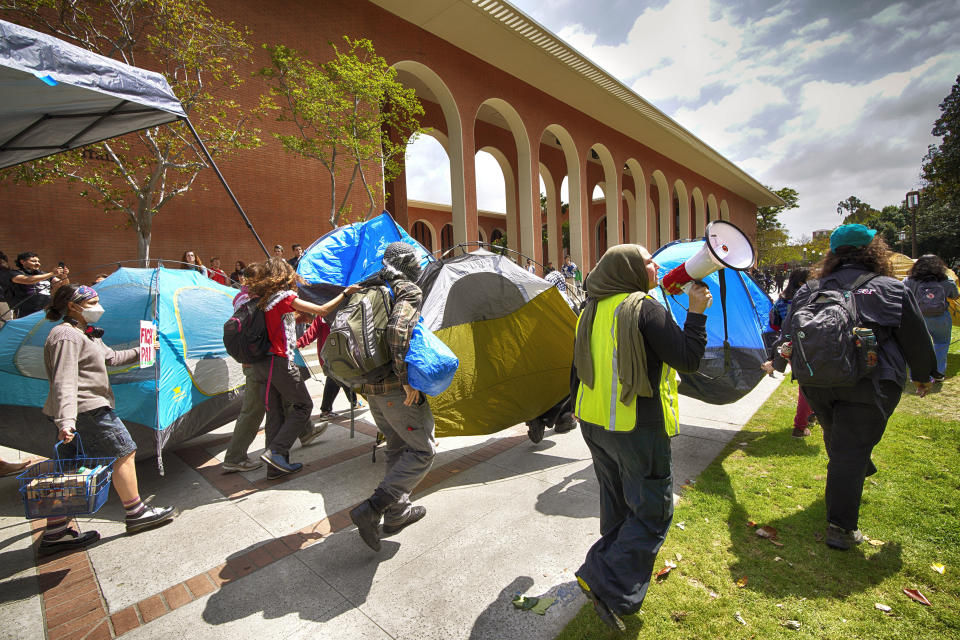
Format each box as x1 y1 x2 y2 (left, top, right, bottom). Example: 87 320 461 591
42 322 139 430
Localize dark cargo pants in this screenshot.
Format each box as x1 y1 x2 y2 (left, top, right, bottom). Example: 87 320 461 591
802 378 902 531
577 421 674 616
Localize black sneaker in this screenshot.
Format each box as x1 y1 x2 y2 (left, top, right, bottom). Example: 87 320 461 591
553 414 578 434
349 500 383 552
576 573 626 632
825 524 864 550
383 506 426 535
38 528 100 556
126 506 176 534
527 422 546 444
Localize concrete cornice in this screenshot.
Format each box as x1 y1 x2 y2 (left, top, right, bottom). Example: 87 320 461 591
371 0 784 207
409 199 506 217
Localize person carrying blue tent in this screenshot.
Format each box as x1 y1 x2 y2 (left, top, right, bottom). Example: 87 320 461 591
569 244 710 632
39 284 176 555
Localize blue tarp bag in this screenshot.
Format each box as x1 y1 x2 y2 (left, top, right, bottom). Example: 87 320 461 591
405 320 458 396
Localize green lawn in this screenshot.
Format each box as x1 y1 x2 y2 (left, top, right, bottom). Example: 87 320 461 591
558 326 960 639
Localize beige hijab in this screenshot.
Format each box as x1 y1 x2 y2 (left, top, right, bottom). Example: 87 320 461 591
573 244 654 401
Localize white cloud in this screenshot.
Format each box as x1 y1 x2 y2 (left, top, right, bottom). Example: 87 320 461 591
476 151 507 213
405 135 451 205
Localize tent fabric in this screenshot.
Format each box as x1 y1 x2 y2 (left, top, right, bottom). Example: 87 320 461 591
419 250 577 436
297 212 434 304
420 249 551 329
0 267 243 459
0 18 186 169
651 240 774 405
429 287 575 437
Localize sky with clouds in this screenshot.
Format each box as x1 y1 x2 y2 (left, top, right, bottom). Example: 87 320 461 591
405 0 959 240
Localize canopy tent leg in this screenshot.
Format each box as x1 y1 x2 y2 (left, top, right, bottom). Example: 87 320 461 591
182 117 269 258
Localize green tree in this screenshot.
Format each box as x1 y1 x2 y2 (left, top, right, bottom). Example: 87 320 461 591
755 186 798 267
918 74 960 263
259 39 424 229
0 0 262 263
836 195 876 224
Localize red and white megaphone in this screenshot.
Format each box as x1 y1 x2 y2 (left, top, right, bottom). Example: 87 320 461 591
660 220 755 308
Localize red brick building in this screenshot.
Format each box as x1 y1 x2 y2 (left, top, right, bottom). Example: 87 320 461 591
0 0 781 283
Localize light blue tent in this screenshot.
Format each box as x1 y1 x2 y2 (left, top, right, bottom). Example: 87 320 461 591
651 239 774 404
0 267 244 460
297 211 434 303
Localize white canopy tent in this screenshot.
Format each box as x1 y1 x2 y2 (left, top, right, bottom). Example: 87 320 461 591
0 18 267 254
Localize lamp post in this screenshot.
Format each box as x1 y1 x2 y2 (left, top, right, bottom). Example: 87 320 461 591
802 247 807 264
898 230 907 254
906 190 920 258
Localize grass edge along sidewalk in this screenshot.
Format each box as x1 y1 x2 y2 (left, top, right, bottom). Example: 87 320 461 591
558 328 960 639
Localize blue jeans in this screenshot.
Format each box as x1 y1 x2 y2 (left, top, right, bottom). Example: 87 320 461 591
923 312 952 375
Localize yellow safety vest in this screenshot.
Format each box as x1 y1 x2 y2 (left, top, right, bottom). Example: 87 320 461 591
574 293 680 436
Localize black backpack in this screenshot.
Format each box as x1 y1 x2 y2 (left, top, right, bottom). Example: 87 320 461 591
320 284 394 388
910 281 949 317
787 273 878 387
223 298 271 363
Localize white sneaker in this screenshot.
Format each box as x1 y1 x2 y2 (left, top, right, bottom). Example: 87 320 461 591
222 459 263 473
299 420 330 447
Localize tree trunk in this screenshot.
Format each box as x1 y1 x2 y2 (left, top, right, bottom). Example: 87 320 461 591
136 213 152 266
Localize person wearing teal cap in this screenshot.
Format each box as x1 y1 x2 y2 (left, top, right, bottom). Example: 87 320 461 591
829 223 876 251
772 226 939 550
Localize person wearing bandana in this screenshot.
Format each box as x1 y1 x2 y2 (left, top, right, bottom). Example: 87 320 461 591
39 284 176 555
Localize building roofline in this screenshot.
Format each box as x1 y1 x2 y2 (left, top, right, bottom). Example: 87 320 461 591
371 0 785 208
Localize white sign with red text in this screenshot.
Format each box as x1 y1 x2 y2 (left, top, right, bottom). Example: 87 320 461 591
139 321 156 368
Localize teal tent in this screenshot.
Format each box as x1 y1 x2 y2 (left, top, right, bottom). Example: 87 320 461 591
0 267 244 460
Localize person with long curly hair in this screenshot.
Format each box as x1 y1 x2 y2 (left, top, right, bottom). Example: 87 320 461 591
245 258 360 475
904 254 958 377
772 225 939 551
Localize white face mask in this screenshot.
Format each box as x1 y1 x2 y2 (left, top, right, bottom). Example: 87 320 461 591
81 303 105 323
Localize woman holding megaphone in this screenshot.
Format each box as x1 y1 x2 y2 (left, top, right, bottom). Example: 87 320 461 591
569 244 710 631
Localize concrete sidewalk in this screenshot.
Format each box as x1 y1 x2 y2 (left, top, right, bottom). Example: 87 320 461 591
0 373 781 640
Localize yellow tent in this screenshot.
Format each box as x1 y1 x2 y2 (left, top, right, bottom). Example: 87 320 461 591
889 251 960 327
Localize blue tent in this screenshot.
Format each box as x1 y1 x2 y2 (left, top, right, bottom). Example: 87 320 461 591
297 211 434 303
650 240 774 404
0 267 244 460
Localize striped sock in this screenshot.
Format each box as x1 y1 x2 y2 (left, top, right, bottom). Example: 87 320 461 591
43 517 70 540
123 497 145 519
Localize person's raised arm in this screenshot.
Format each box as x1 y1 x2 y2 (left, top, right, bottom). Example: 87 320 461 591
291 284 363 318
12 266 62 285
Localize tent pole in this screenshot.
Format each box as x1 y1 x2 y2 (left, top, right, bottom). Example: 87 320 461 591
151 265 165 476
182 117 270 257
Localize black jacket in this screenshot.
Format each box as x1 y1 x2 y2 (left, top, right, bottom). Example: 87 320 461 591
774 264 938 384
571 296 707 430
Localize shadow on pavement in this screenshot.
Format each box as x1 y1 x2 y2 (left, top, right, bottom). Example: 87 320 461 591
201 538 401 626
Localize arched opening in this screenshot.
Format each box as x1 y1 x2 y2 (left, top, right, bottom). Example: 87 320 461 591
590 143 619 266
596 216 608 259
411 219 434 252
720 199 730 221
544 125 583 271
624 159 646 246
673 179 690 239
707 194 719 223
440 223 455 254
539 165 560 268
405 132 452 206
475 99 535 262
649 170 669 249
393 61 467 243
476 146 513 253
691 187 706 237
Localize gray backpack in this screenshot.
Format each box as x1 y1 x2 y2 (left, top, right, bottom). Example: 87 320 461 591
320 285 394 388
909 281 949 317
788 273 878 387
